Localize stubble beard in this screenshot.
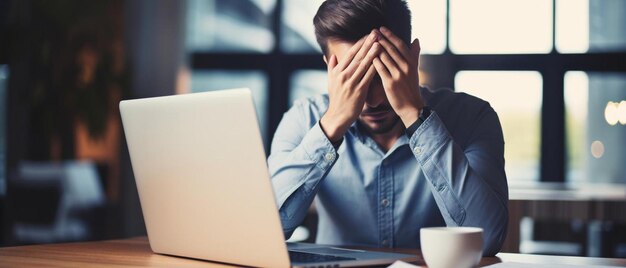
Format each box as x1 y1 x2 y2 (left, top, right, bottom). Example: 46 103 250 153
358 114 402 135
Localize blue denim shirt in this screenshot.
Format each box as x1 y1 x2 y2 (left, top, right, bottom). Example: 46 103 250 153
268 87 508 255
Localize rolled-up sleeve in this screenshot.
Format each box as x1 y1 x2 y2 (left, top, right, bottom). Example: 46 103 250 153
268 100 337 238
408 106 509 256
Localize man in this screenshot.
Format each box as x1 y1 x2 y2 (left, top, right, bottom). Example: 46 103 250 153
268 0 508 256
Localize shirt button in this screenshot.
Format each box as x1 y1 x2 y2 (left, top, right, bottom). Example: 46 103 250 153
382 239 389 247
324 152 335 162
381 198 390 207
413 146 422 154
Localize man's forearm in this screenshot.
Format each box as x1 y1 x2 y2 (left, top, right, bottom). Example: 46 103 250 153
408 111 509 256
269 121 339 237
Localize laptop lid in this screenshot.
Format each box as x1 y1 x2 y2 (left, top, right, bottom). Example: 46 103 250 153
120 88 291 267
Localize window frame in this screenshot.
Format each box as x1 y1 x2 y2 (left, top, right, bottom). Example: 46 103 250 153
189 0 626 182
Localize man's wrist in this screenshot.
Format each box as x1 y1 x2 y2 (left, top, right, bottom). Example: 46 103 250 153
400 107 421 128
405 106 431 137
320 115 347 143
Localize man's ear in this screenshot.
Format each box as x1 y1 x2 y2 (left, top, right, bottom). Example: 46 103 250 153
323 55 328 65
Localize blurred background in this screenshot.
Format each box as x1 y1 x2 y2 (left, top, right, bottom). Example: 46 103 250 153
0 0 625 258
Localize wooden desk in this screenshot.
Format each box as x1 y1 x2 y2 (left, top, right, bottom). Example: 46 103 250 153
1 237 626 267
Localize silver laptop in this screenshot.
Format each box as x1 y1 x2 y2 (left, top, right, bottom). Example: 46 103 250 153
119 88 418 267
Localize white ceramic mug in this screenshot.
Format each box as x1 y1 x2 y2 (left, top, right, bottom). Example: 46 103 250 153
420 227 483 268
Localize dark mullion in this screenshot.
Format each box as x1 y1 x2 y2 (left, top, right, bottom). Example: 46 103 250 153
192 53 626 72
272 0 283 54
267 65 288 149
540 68 566 181
267 0 287 148
190 53 325 70
429 53 626 71
543 0 562 182
444 0 451 54
551 0 557 54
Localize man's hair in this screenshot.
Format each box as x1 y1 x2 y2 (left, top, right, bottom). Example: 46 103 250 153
313 0 412 55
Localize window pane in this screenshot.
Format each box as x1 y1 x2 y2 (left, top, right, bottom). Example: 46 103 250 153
450 0 553 54
0 65 6 195
557 0 626 53
190 71 269 144
564 71 588 181
455 71 543 181
565 72 626 183
556 0 589 53
186 0 275 53
281 0 324 53
281 0 447 54
407 0 447 54
589 0 626 52
289 70 327 106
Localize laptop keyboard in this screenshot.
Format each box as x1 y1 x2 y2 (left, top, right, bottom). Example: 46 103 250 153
288 250 357 263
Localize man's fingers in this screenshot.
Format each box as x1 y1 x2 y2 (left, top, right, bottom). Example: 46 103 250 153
380 26 411 60
356 64 377 90
411 38 421 66
327 54 337 72
378 50 401 78
377 34 410 73
349 42 381 84
373 58 391 82
410 38 421 55
344 30 379 73
335 36 367 71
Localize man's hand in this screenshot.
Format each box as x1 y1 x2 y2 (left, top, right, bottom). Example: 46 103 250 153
372 27 425 127
320 30 381 142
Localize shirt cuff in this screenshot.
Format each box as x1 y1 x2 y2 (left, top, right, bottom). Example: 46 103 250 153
405 118 421 137
407 111 449 162
301 121 339 171
405 106 431 137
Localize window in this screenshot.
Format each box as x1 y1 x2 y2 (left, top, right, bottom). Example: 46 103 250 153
186 0 275 53
565 71 626 183
564 71 588 181
555 0 589 53
0 65 7 195
281 0 447 54
187 0 626 183
281 0 325 53
189 71 269 144
557 0 626 53
407 0 447 54
289 70 327 105
450 0 553 54
456 71 543 181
